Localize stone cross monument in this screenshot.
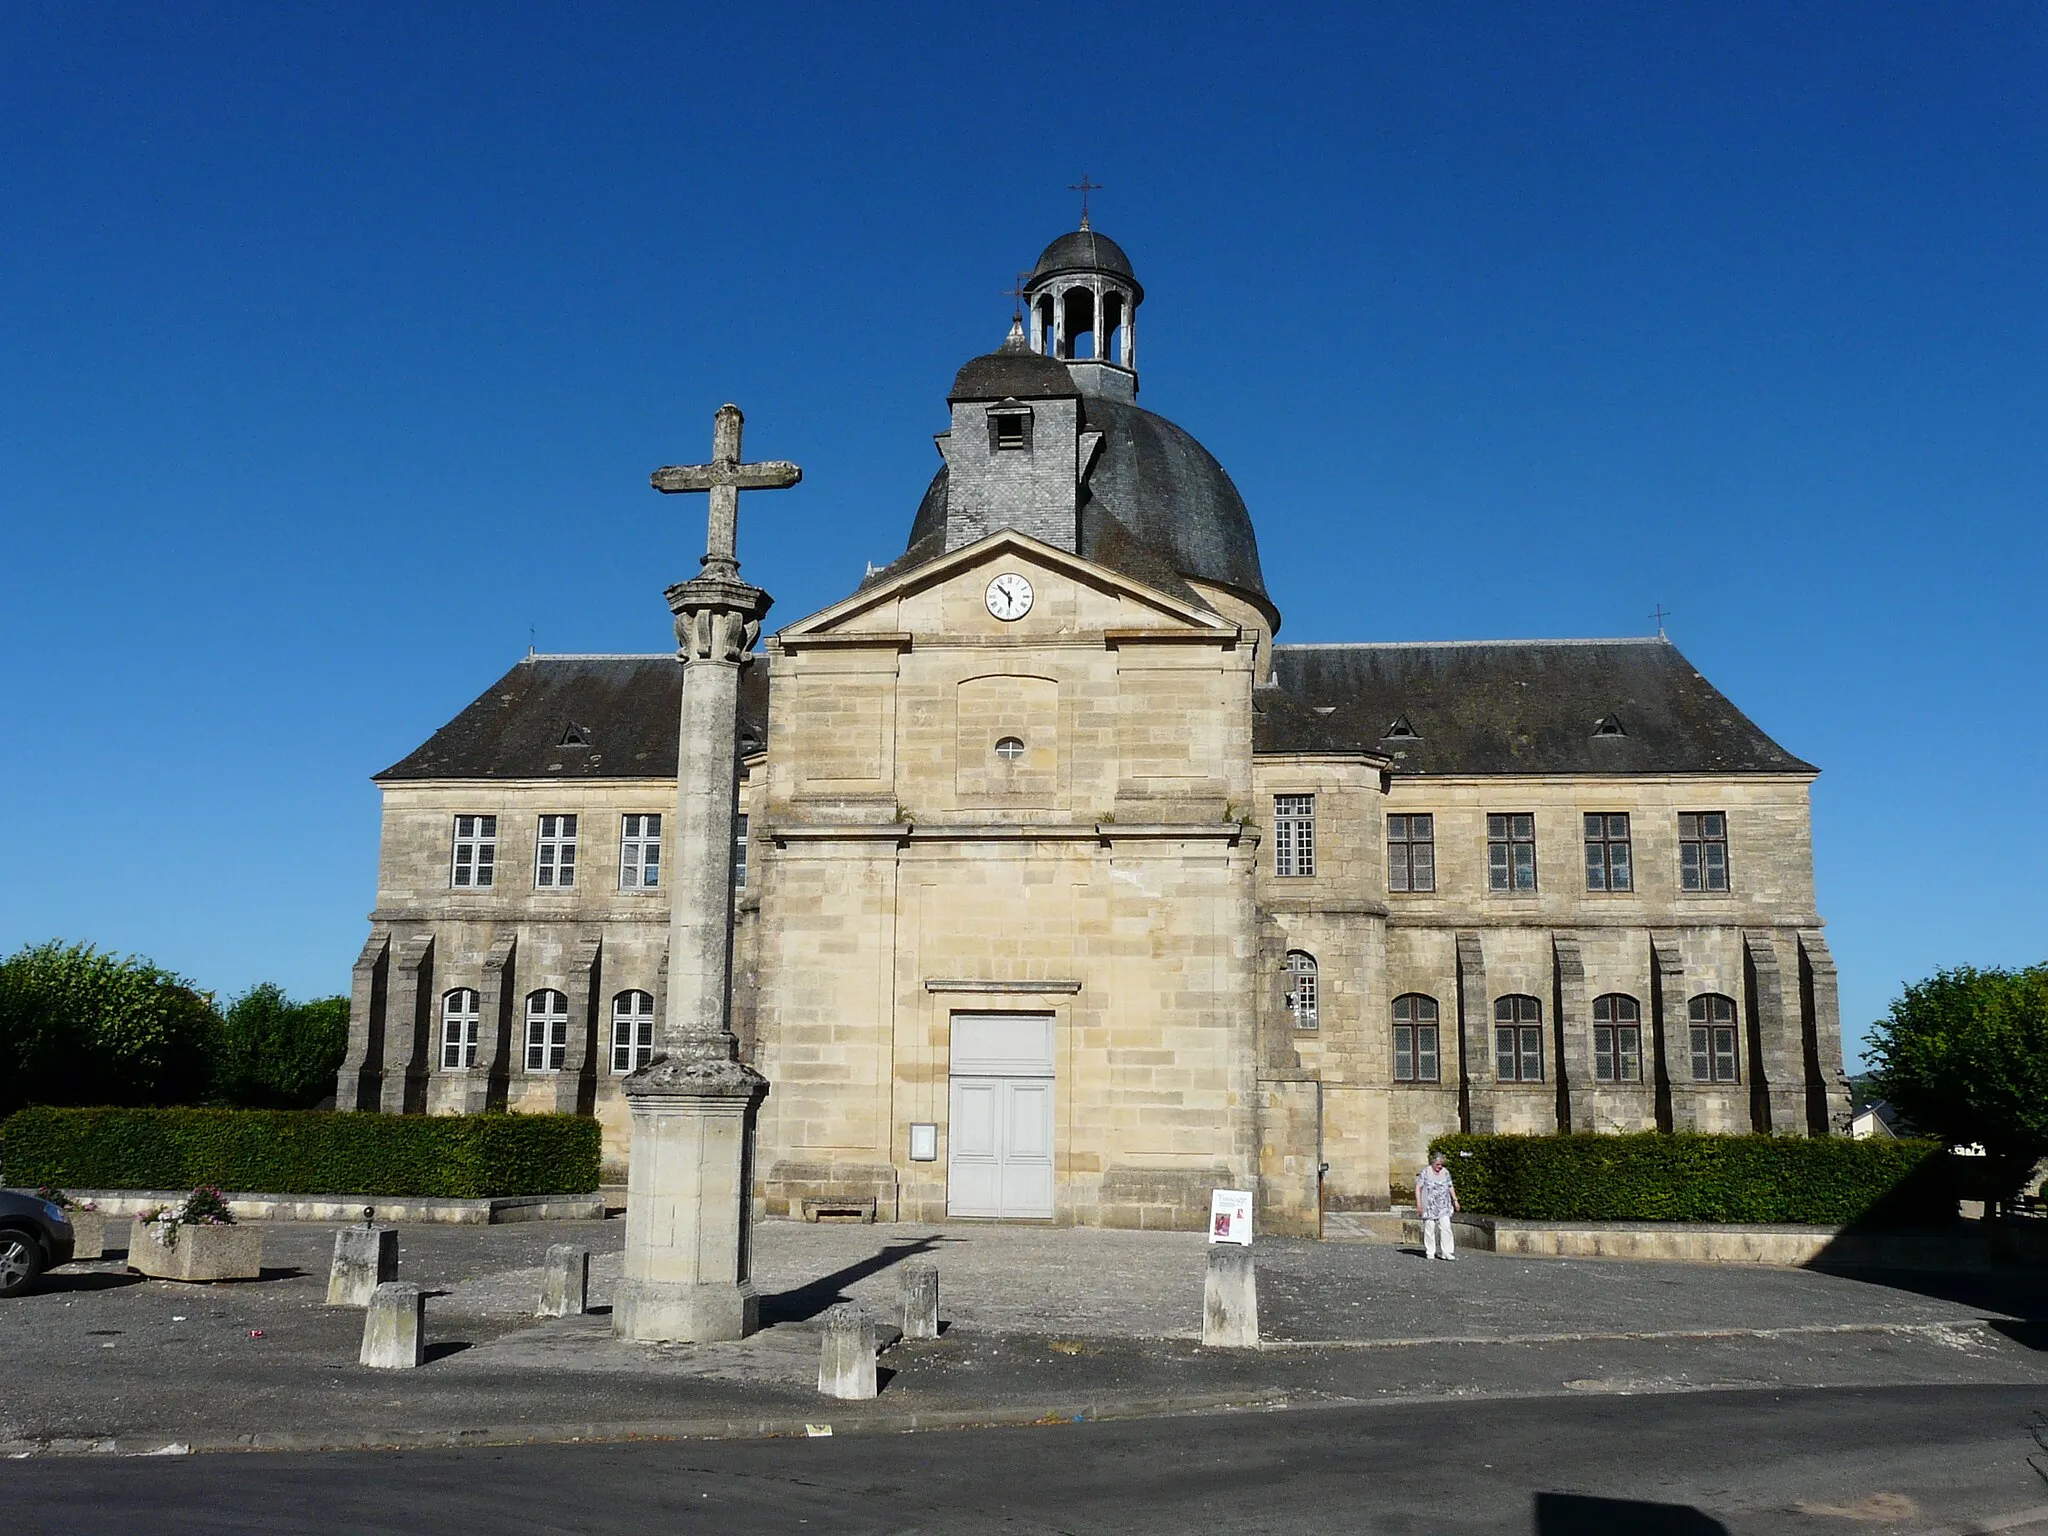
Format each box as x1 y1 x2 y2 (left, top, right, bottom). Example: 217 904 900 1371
612 403 800 1344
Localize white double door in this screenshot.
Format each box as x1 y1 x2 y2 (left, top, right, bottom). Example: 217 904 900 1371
946 1012 1055 1220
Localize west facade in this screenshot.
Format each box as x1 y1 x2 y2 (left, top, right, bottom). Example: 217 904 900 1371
339 228 1851 1232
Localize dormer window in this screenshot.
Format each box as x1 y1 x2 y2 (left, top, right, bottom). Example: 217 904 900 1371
989 404 1033 451
1592 714 1626 738
1384 715 1419 740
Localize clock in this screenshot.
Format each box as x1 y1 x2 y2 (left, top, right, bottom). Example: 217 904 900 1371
985 572 1033 621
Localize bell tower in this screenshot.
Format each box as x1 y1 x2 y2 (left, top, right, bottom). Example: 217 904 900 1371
1025 223 1143 402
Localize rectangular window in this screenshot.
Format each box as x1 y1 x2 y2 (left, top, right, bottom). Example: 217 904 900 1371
734 813 750 890
1689 994 1740 1082
451 815 497 889
989 408 1032 450
1494 995 1544 1081
535 814 577 889
1274 795 1316 878
1387 813 1435 893
1392 995 1440 1083
1679 812 1730 892
1584 813 1633 892
620 813 661 890
1592 994 1643 1083
525 992 570 1073
1487 813 1537 892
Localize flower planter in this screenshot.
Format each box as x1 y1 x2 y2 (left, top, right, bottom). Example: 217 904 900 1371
67 1210 108 1261
126 1220 262 1282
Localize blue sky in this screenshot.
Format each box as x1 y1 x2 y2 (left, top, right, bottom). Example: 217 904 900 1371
2 4 2042 1066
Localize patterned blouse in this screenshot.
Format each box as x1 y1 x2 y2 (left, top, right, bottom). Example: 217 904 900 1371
1416 1165 1456 1220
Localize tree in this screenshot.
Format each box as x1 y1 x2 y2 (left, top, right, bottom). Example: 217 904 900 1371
0 942 223 1116
214 983 350 1109
1868 964 2048 1207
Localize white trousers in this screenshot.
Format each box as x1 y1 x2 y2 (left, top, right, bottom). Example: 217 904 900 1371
1422 1213 1455 1259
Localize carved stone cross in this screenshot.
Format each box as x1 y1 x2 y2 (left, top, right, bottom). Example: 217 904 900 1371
651 403 802 577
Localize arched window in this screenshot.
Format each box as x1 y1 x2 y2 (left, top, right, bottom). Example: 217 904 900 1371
1392 994 1440 1082
1285 951 1319 1030
1494 995 1543 1081
611 991 656 1074
441 988 480 1070
525 989 569 1073
1689 993 1740 1082
1592 994 1642 1082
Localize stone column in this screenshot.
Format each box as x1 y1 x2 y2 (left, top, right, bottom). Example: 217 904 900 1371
379 934 434 1115
612 564 774 1344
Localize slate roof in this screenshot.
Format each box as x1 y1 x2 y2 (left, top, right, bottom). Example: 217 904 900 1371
375 655 770 782
877 392 1273 621
948 340 1080 403
1030 228 1142 298
1257 639 1814 776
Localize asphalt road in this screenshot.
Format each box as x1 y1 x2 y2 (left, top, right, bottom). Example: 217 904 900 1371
6 1384 2046 1534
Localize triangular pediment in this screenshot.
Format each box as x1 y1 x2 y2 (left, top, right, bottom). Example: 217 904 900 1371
777 529 1236 643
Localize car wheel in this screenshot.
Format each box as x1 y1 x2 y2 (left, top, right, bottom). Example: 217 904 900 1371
0 1228 44 1297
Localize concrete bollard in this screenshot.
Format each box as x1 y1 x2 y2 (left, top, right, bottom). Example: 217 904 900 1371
818 1302 879 1400
360 1282 426 1369
538 1244 590 1318
327 1226 399 1307
898 1260 939 1341
1202 1245 1259 1348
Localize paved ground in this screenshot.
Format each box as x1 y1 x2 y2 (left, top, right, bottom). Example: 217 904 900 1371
6 1385 2048 1533
2 1217 2043 1455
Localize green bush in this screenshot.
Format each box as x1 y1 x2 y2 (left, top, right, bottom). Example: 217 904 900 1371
0 1106 600 1199
214 984 350 1109
1425 1132 1949 1226
0 943 223 1116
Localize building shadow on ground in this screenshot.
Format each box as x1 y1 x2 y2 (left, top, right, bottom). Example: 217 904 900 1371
759 1236 955 1327
1534 1491 1728 1533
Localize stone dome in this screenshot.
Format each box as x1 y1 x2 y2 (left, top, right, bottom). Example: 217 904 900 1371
1029 229 1143 300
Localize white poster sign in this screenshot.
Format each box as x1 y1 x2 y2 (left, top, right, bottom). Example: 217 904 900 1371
1208 1188 1254 1245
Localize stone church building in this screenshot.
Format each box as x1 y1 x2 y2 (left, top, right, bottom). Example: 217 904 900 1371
338 225 1851 1233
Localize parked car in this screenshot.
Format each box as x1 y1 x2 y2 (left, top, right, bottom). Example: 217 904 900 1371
0 1190 75 1297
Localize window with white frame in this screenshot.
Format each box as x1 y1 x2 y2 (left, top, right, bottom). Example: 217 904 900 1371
451 815 497 888
1592 993 1642 1082
611 990 656 1073
535 814 577 889
620 813 661 890
1285 951 1319 1030
1274 795 1316 877
1393 994 1441 1082
441 988 480 1070
734 813 750 890
525 989 570 1072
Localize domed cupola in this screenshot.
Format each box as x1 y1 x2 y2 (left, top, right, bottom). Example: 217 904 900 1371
1026 223 1142 402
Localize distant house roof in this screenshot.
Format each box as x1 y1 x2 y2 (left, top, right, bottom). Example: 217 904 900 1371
374 655 769 782
1256 639 1813 776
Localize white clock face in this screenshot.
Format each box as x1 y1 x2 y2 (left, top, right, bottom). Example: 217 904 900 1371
985 572 1033 621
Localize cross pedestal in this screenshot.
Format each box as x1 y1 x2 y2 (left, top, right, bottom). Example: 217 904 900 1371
613 404 797 1344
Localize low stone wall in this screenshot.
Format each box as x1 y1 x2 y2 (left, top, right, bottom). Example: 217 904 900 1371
1402 1214 2048 1271
66 1191 604 1226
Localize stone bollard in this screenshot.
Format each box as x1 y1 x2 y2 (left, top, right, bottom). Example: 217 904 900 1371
538 1244 591 1318
898 1260 939 1341
1202 1245 1259 1348
327 1226 399 1307
360 1282 426 1369
818 1302 879 1400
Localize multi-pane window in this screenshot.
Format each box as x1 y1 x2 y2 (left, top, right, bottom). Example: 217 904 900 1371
1584 813 1633 892
1487 814 1537 892
1392 994 1441 1082
620 814 661 890
611 990 656 1074
1285 951 1319 1030
535 815 577 889
1689 994 1740 1082
451 815 497 889
1679 812 1730 892
1387 814 1435 893
734 813 750 890
440 989 480 1070
1274 795 1316 877
1493 995 1544 1081
525 989 570 1073
1592 993 1642 1082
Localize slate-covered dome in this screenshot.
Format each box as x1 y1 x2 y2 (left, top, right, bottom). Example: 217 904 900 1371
1030 229 1142 299
948 331 1079 402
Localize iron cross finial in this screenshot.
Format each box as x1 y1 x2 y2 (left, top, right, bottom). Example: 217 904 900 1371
1650 604 1673 639
1068 174 1103 230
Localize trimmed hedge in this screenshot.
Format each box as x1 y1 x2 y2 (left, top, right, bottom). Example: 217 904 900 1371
0 1106 600 1199
1426 1132 1950 1226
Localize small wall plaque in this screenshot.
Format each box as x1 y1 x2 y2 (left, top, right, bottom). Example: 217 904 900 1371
909 1123 938 1162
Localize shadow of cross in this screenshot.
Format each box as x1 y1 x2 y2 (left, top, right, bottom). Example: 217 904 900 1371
650 403 802 578
758 1236 954 1328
